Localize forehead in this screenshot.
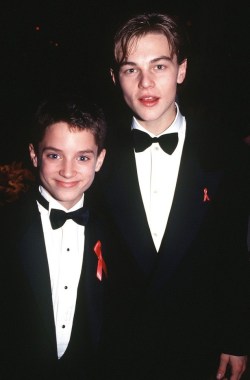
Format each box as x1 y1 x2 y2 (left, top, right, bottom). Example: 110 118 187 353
40 122 96 148
123 33 171 60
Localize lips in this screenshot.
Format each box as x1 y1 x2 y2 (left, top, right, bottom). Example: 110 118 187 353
56 181 78 188
139 96 159 107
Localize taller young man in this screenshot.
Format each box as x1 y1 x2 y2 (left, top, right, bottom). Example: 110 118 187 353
95 13 250 380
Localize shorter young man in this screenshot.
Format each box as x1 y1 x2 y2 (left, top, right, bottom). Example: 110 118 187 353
1 95 107 379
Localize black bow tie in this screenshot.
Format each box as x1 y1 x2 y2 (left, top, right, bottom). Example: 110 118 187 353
49 207 89 229
132 129 178 154
36 191 89 230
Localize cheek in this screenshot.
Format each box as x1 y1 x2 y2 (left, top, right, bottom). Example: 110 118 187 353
82 170 96 189
39 163 53 179
160 77 177 96
123 89 135 107
120 80 133 97
80 165 95 179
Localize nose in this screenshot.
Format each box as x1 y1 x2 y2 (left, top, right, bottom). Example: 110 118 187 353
59 160 76 178
138 70 154 89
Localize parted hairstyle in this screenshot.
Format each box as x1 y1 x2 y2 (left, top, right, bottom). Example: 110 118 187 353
112 12 190 70
31 94 107 155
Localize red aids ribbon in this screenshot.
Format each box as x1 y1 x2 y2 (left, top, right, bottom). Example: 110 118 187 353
93 240 107 281
203 187 210 202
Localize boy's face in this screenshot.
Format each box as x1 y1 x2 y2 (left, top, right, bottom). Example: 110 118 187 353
29 122 105 209
112 33 187 134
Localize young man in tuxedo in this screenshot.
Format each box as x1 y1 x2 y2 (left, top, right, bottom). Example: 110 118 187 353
94 12 250 380
1 96 107 379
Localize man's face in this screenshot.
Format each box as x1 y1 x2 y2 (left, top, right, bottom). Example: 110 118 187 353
29 122 105 209
112 33 187 134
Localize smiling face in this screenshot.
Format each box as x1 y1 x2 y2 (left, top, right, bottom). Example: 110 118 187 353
112 33 187 134
29 122 105 209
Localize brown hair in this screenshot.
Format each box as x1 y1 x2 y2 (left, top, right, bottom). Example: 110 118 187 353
112 12 189 70
31 94 107 155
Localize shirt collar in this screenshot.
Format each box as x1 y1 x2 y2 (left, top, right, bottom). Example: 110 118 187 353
39 185 84 212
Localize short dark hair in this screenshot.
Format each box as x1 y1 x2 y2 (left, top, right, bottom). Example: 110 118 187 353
112 12 189 70
31 94 107 154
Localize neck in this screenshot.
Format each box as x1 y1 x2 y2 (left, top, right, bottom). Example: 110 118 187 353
136 105 177 136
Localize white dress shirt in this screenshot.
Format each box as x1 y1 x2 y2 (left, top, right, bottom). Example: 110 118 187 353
37 186 85 358
133 103 186 251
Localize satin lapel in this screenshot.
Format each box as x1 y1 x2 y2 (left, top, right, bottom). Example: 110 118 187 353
18 200 56 345
71 220 105 352
150 133 222 291
103 144 157 275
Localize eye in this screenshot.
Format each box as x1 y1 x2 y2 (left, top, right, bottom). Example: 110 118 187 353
126 68 135 74
154 64 165 70
78 155 89 162
47 153 60 159
121 67 137 75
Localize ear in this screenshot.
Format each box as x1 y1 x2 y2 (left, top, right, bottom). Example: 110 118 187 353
29 143 38 168
95 149 106 172
110 68 116 85
177 59 187 84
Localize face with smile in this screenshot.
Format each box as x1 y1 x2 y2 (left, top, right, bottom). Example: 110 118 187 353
29 122 106 209
112 33 187 134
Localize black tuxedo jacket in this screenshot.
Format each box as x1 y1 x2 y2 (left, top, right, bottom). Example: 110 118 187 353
1 187 108 380
93 121 250 380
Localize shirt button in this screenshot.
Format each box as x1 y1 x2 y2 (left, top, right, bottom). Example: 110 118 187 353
62 325 65 329
64 286 68 289
67 248 70 251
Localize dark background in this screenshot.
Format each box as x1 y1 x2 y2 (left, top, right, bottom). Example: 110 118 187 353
1 0 249 165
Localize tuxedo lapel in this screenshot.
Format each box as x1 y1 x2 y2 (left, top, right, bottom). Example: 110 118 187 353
150 132 222 290
65 217 105 372
103 144 157 276
75 222 104 348
17 199 57 348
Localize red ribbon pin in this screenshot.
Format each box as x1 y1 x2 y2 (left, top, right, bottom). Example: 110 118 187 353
203 187 210 202
93 240 107 281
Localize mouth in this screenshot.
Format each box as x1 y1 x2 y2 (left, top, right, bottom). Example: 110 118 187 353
56 181 79 188
138 96 159 107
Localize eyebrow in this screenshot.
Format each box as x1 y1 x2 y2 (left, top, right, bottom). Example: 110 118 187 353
120 55 172 67
42 147 95 154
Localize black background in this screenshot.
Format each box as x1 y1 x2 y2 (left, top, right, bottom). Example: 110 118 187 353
1 0 249 164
